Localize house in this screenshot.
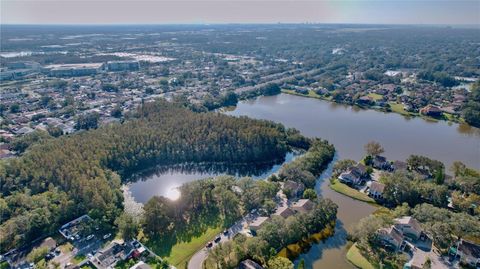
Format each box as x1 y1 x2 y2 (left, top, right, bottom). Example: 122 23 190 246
392 160 408 172
394 216 422 241
93 241 134 269
274 206 295 219
249 217 269 232
239 259 264 269
377 226 405 251
372 155 390 170
39 237 57 251
456 240 480 268
129 261 152 269
368 181 385 200
283 180 305 198
339 164 368 185
357 96 374 106
291 199 315 213
420 105 442 117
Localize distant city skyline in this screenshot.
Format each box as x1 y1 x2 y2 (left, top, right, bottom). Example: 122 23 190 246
1 0 479 25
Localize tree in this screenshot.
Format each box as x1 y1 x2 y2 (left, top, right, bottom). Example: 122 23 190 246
333 159 356 176
111 105 123 118
75 112 99 130
364 141 384 156
102 83 119 92
47 125 63 137
115 212 139 241
267 257 293 269
303 188 317 200
9 103 20 113
262 83 281 96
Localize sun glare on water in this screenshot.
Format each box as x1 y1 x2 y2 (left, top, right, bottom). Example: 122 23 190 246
165 187 181 201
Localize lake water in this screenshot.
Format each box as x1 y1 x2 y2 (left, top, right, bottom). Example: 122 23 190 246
225 93 479 269
127 152 297 203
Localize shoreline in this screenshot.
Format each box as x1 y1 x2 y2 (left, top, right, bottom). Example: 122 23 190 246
281 89 467 126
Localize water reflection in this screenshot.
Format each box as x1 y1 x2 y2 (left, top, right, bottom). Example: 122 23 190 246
126 152 298 203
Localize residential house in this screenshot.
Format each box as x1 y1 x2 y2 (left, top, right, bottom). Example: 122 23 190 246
368 181 385 200
93 241 134 269
392 160 408 172
274 206 295 219
291 199 315 213
456 240 480 268
283 180 305 198
39 237 57 252
420 105 442 117
377 226 405 251
249 217 269 232
373 156 390 170
394 217 422 241
129 261 152 269
338 164 368 185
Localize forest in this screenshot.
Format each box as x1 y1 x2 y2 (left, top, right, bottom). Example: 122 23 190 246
0 99 303 252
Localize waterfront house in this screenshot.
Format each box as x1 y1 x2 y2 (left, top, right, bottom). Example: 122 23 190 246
283 180 305 198
368 181 385 200
291 199 315 213
394 216 422 241
377 226 405 251
339 164 368 185
392 160 408 172
274 206 295 219
372 155 390 170
420 105 442 117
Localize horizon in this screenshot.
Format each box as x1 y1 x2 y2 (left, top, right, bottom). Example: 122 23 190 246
2 0 479 25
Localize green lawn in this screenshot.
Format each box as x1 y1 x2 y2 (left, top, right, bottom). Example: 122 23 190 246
388 102 411 116
72 254 86 265
346 243 375 269
162 226 222 268
367 93 383 101
282 89 331 100
329 179 376 204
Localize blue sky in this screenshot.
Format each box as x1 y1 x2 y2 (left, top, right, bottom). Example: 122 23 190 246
1 0 479 25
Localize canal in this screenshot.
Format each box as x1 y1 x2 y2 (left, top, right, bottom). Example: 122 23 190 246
225 93 479 268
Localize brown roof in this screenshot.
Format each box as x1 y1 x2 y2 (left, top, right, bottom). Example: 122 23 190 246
394 216 422 234
370 182 385 194
274 207 295 218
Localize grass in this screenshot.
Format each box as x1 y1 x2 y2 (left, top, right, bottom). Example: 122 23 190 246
367 93 383 101
388 102 411 116
346 243 375 269
162 225 223 268
72 254 86 265
281 89 332 101
329 179 376 204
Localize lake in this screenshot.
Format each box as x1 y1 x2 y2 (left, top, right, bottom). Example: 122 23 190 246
126 152 298 203
225 93 479 268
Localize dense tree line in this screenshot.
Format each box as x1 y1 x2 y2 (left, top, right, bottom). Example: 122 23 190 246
205 198 338 269
463 81 480 127
0 100 300 252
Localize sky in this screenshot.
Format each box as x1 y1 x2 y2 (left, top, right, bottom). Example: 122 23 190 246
1 0 479 25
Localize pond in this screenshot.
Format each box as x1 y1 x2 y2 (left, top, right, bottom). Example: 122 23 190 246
126 152 298 203
225 93 479 268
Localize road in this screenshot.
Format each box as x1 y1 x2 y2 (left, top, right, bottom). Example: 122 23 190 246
187 187 287 269
187 214 257 269
234 68 324 94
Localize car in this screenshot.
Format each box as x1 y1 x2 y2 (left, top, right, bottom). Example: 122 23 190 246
75 234 80 240
223 229 229 236
86 234 94 240
103 233 111 240
87 253 93 259
214 236 221 243
205 242 213 248
132 241 141 248
45 253 54 261
54 248 61 255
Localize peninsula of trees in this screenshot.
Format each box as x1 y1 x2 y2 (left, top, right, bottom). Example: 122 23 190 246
0 99 309 252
